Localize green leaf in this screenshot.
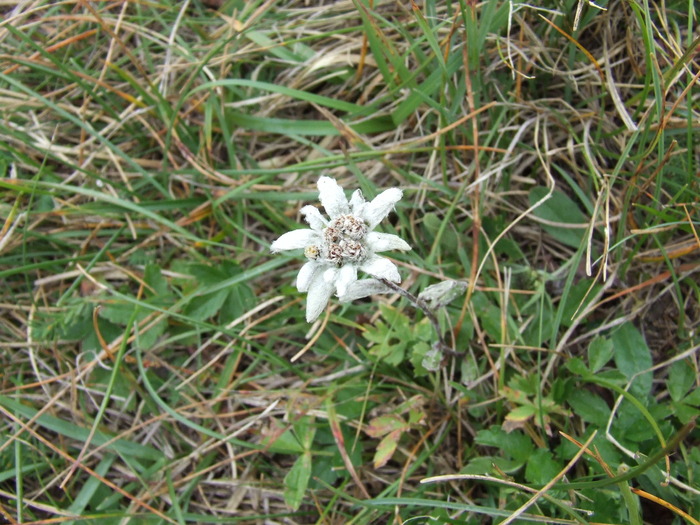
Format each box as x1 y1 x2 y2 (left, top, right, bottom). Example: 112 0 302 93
420 345 442 373
504 405 536 424
0 396 161 461
611 323 653 396
463 456 524 475
221 282 256 323
529 187 586 248
409 341 432 376
560 278 600 327
667 360 695 402
363 305 411 366
474 428 534 464
672 401 700 424
373 429 402 469
293 416 317 451
284 452 312 510
365 414 408 438
588 336 614 373
144 263 169 297
262 424 305 454
183 288 229 321
99 301 141 326
525 449 561 485
568 389 611 427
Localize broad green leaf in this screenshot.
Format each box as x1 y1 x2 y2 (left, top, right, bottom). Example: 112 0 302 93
525 449 561 485
284 452 312 510
529 187 587 248
144 263 169 297
672 402 700 424
420 346 442 372
588 336 614 373
262 425 304 454
293 416 317 451
667 360 695 402
560 278 601 327
221 282 256 323
474 428 534 463
463 456 524 475
183 288 228 321
504 405 536 424
567 389 611 427
409 341 432 377
611 323 653 396
421 212 459 252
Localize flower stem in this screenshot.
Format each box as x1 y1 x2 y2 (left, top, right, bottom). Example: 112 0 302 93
378 278 459 356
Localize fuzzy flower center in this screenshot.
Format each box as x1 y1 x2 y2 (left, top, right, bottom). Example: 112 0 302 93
305 214 369 265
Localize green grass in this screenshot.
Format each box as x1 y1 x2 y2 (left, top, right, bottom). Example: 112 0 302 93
1 0 699 523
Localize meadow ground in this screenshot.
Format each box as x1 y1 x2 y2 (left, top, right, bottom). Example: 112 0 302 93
0 0 699 523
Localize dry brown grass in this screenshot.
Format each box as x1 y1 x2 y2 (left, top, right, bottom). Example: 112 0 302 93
1 0 699 523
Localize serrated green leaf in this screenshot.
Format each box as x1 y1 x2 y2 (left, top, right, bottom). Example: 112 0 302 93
284 452 312 510
474 428 534 463
144 264 169 297
525 448 561 485
683 387 700 406
183 289 228 321
412 318 433 341
135 317 167 350
567 389 611 427
409 341 431 376
99 301 141 326
672 402 700 424
588 336 614 373
221 282 256 323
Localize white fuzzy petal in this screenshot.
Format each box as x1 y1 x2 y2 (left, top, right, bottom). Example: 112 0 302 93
323 267 339 283
334 264 358 297
318 176 349 218
305 274 334 322
270 229 319 252
339 279 390 303
366 231 411 253
349 189 366 216
360 255 401 282
362 187 402 229
300 205 327 231
296 261 319 292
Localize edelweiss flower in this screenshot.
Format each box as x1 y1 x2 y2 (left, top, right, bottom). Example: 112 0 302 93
271 177 411 322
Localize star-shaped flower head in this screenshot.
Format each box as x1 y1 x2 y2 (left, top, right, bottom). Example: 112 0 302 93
271 177 411 322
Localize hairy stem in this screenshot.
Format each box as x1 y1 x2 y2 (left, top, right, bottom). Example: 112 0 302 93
378 278 458 355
